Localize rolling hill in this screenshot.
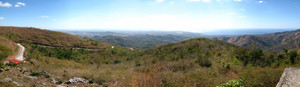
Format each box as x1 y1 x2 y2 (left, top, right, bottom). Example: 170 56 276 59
138 38 287 87
0 26 111 49
215 29 300 52
92 34 189 49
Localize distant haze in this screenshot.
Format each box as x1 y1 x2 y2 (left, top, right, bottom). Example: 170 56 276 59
57 29 296 35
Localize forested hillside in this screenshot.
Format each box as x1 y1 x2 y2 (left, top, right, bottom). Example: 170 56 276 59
92 34 189 49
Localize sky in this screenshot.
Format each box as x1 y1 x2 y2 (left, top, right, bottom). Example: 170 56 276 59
0 0 300 32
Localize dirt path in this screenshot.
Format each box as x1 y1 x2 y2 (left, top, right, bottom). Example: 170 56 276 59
13 44 25 61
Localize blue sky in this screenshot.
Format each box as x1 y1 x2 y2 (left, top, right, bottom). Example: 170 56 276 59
0 0 300 32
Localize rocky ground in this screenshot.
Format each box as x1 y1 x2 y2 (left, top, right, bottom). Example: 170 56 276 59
0 63 102 87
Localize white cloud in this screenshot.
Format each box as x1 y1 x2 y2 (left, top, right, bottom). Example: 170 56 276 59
239 16 247 18
186 0 210 2
0 1 12 7
15 4 20 7
186 0 201 2
15 2 25 7
258 1 263 3
40 16 49 18
170 1 175 4
202 0 211 3
17 2 25 6
0 17 4 20
233 0 242 2
156 0 164 3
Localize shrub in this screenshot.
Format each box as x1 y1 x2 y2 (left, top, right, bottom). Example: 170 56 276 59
288 50 297 64
195 56 212 67
30 72 42 76
89 78 95 84
43 73 50 78
6 63 16 66
57 80 63 84
113 60 121 64
220 79 243 87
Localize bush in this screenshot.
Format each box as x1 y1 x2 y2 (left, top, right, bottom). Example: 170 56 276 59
89 78 95 84
113 60 121 64
30 72 42 76
195 56 212 67
43 73 50 78
6 63 16 66
57 80 63 84
220 79 243 87
288 50 297 64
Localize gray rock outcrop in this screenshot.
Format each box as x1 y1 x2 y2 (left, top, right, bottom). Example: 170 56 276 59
277 68 300 87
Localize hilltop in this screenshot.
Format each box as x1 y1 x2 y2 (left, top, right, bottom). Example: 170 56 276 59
0 27 111 49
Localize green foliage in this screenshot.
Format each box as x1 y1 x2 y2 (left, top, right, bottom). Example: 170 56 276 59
234 48 267 67
43 73 50 78
57 80 63 84
288 50 297 64
30 72 42 76
240 68 283 87
220 79 243 87
26 44 139 64
89 78 95 84
195 56 212 67
113 60 121 64
6 63 16 66
0 44 12 61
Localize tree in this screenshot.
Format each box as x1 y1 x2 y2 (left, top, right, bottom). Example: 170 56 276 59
289 50 298 64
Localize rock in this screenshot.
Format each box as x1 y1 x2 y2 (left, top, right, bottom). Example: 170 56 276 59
67 77 88 84
52 78 58 84
42 83 47 86
22 67 27 70
4 77 12 82
56 85 65 87
277 68 300 87
13 81 22 86
24 75 37 79
3 61 9 65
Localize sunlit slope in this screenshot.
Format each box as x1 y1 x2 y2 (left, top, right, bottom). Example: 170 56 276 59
145 38 240 62
223 29 300 52
0 26 111 48
0 36 17 61
137 38 282 87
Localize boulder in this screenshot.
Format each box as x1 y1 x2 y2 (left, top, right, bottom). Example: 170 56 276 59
277 68 300 87
67 77 88 84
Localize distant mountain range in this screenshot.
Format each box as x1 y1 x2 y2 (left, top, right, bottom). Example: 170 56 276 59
67 29 300 52
217 29 300 52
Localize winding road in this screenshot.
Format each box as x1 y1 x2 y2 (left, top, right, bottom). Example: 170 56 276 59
14 43 25 61
6 43 25 64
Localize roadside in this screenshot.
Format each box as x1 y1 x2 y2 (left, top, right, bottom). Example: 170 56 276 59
4 44 25 64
